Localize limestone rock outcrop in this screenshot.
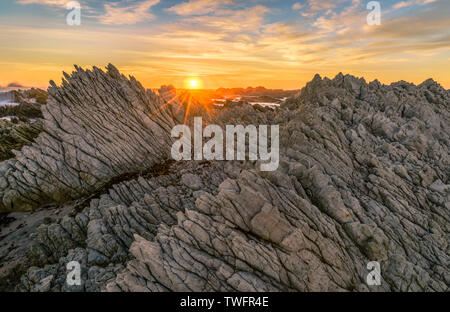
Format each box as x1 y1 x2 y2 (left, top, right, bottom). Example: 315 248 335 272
0 65 174 212
0 119 42 161
0 66 448 292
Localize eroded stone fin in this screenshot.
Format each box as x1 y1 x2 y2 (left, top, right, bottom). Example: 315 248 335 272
0 65 176 212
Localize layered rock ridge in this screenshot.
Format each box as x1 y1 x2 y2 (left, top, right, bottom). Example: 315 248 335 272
0 67 448 292
0 65 175 212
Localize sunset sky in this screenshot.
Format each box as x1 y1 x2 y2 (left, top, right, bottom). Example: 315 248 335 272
0 0 449 90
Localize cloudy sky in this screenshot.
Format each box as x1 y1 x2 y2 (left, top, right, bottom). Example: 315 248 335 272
0 0 448 89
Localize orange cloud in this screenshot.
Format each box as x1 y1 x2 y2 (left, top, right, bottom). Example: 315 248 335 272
393 0 438 9
99 0 160 25
167 0 234 16
2 0 449 89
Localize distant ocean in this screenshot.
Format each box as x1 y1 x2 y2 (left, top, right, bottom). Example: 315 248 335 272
0 90 19 106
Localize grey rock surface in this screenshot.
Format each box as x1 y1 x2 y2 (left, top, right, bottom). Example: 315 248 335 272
0 67 448 292
0 64 174 212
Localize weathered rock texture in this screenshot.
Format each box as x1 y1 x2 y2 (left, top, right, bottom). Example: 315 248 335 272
0 88 46 161
0 65 174 211
0 119 42 162
0 66 448 292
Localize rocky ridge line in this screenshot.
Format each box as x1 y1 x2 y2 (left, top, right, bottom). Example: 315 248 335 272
0 66 448 292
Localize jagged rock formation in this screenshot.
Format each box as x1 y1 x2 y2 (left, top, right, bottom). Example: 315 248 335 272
0 89 47 106
0 65 175 212
0 89 46 120
0 66 449 292
0 119 42 161
0 89 46 162
20 88 48 106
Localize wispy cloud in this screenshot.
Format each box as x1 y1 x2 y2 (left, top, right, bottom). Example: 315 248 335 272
292 3 305 10
99 0 160 25
308 0 349 13
185 5 270 33
4 0 450 88
16 0 160 25
393 0 438 9
167 0 234 16
15 0 98 16
16 0 68 6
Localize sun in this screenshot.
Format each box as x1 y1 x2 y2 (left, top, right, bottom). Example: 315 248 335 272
189 79 198 89
185 77 203 89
